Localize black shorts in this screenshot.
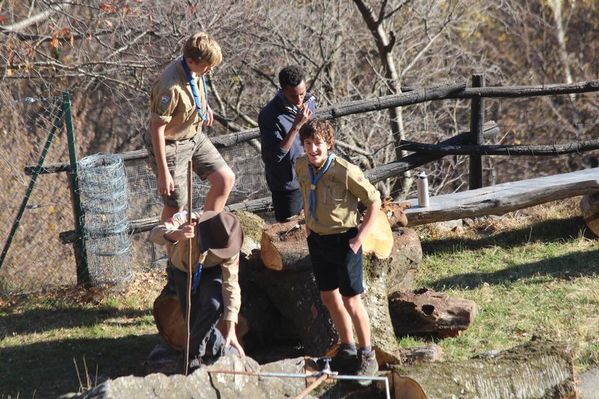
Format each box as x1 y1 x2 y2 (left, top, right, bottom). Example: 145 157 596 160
307 228 364 297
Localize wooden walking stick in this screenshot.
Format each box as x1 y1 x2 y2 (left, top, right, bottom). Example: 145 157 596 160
184 160 193 375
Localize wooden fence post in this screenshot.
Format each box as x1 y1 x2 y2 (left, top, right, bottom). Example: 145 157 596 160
469 74 485 189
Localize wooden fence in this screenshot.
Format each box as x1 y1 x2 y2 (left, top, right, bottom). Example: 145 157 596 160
25 76 599 285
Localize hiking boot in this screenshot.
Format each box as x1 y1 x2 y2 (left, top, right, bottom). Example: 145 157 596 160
355 349 378 386
329 344 359 374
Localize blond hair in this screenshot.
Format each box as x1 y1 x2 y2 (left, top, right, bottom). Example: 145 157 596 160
183 32 223 66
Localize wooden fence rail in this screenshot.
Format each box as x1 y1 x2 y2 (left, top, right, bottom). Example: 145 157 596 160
36 77 599 252
24 79 599 176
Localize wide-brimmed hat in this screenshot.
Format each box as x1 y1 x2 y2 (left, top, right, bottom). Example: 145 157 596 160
197 211 243 258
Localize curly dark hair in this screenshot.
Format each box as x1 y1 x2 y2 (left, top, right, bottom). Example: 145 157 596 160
299 119 335 148
278 65 305 89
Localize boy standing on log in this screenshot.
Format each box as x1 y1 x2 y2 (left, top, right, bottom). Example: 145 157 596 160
150 211 245 370
295 120 381 383
146 32 235 222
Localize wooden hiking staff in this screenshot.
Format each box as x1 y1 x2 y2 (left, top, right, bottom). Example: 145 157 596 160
184 160 193 375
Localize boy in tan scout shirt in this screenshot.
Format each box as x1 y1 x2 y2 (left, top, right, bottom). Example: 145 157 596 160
295 120 381 383
146 32 235 222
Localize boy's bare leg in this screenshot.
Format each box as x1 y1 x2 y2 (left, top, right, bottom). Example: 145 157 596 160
204 166 235 212
342 294 371 348
321 289 355 344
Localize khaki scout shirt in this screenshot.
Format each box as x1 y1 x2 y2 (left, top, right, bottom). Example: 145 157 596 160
295 155 381 235
149 58 207 141
149 211 240 324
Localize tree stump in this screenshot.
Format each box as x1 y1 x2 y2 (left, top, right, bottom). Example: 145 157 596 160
580 192 599 237
241 256 337 357
245 213 422 361
392 339 576 398
389 288 477 338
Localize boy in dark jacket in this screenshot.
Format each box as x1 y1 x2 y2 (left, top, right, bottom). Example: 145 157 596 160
259 65 315 222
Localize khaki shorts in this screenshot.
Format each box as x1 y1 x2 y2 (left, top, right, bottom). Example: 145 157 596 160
145 131 227 208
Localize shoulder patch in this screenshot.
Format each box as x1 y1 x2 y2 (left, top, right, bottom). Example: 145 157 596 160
158 95 171 115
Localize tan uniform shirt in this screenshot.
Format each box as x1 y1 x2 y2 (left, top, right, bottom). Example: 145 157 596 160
149 58 207 141
149 211 240 324
295 155 381 235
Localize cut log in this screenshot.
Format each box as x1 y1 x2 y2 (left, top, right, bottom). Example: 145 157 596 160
259 219 311 271
580 192 599 237
362 211 394 259
389 288 477 338
378 228 423 296
393 339 576 398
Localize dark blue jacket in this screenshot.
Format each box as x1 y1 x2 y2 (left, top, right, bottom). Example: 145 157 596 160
259 91 316 192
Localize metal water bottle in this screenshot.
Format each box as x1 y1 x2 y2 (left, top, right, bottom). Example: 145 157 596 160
416 171 430 208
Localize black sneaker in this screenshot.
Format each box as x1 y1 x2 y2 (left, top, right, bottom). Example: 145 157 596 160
356 349 378 386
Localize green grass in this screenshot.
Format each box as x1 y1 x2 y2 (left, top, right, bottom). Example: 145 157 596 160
0 274 164 398
403 209 599 373
1 202 598 397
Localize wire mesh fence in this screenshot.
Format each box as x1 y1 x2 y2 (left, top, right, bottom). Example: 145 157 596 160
0 91 77 294
78 153 133 286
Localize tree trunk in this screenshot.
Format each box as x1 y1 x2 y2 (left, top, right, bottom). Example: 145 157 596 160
389 288 477 338
392 339 576 399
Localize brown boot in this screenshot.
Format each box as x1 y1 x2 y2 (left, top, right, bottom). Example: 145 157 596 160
356 348 378 386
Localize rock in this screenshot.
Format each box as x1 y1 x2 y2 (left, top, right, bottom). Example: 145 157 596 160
578 367 599 399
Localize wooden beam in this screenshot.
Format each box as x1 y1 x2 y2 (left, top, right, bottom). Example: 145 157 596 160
404 167 599 225
399 138 599 156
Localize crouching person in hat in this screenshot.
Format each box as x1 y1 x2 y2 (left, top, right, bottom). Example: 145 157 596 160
150 210 245 370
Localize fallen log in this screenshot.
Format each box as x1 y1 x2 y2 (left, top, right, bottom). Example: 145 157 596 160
389 288 477 338
393 339 576 399
405 167 599 226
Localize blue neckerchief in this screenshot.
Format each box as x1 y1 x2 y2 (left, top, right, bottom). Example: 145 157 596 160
191 263 203 294
191 224 206 294
181 57 209 122
308 153 336 219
